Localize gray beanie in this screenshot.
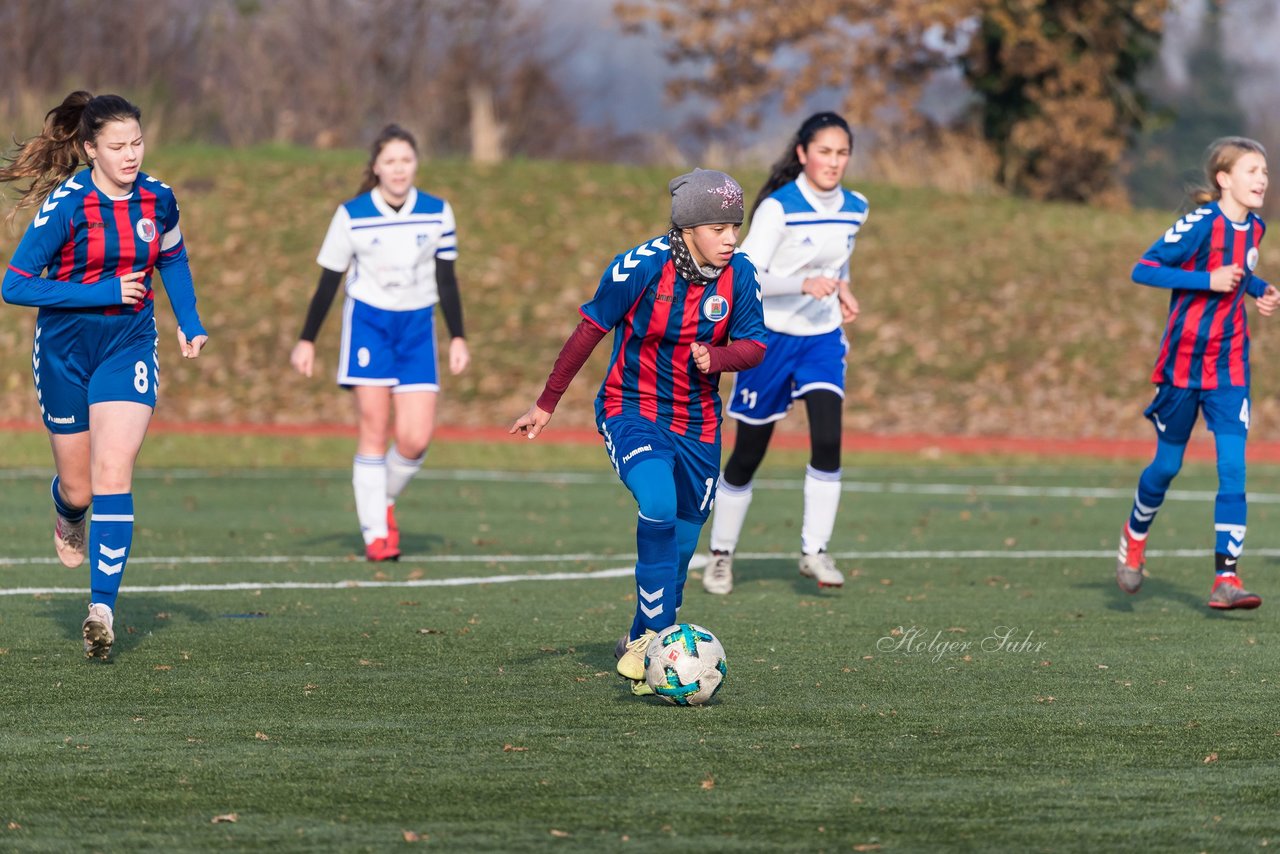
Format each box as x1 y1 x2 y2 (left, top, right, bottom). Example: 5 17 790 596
669 168 744 228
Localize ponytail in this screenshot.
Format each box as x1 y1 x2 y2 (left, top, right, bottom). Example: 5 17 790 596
0 90 141 223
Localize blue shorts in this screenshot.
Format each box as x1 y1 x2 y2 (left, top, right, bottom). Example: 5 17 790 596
34 308 159 435
1144 384 1250 444
338 298 438 391
726 328 847 424
599 414 721 524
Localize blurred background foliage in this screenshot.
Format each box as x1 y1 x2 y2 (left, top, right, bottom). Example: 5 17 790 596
2 0 1276 210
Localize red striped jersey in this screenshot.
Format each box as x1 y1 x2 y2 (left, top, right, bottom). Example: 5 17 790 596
581 235 767 443
1133 201 1269 389
6 168 180 317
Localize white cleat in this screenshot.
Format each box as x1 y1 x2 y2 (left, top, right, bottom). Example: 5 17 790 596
54 514 87 568
799 551 844 589
82 603 115 660
702 551 734 595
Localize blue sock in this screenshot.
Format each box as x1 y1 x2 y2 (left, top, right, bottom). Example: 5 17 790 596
51 476 87 522
90 493 134 610
1213 432 1247 572
1214 494 1247 571
673 518 702 612
630 514 678 639
623 458 678 639
1128 439 1185 536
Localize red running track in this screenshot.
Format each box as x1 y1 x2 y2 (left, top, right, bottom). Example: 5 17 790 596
5 419 1280 462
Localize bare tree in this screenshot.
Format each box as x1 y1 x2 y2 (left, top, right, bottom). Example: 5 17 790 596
0 0 584 159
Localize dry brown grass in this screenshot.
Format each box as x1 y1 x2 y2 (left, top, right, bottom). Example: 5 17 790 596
3 146 1280 441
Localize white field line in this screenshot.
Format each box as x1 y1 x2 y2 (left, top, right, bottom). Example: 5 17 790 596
0 566 636 596
1 466 1277 503
1 548 1272 597
0 552 622 567
0 470 1274 597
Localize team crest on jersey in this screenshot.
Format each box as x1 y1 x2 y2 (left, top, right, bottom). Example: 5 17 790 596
702 294 728 322
136 218 157 243
1248 247 1260 271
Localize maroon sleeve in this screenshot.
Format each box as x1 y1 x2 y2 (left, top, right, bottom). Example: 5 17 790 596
706 339 766 374
535 317 608 413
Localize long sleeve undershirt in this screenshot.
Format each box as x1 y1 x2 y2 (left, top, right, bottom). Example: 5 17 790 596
707 338 767 373
534 319 766 413
297 268 343 342
435 258 465 338
536 319 607 413
298 259 465 342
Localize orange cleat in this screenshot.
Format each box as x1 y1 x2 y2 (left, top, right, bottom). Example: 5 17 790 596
386 504 400 553
1208 574 1261 610
1116 525 1148 594
365 537 400 562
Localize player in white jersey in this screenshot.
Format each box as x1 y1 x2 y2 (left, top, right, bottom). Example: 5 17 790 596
704 112 865 594
290 125 469 561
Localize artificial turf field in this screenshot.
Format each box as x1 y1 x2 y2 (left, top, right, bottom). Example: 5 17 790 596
1 436 1278 852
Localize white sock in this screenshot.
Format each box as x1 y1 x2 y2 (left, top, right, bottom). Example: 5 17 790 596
801 465 842 555
386 444 425 503
353 454 388 544
709 476 753 553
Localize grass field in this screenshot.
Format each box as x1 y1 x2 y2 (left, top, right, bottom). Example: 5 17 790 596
2 437 1279 852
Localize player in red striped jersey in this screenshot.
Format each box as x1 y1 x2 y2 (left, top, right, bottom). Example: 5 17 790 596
1117 137 1278 609
2 91 207 658
510 169 767 695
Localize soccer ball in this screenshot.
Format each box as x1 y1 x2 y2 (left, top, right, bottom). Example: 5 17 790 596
643 623 727 705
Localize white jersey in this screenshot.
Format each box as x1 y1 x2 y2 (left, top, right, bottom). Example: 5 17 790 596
740 174 868 336
316 186 458 312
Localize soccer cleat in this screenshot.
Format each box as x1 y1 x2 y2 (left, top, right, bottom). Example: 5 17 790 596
799 551 843 588
54 514 87 568
365 537 400 562
386 504 400 553
615 629 658 681
702 550 734 595
1208 574 1262 610
82 603 115 660
630 679 655 697
1116 526 1148 594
